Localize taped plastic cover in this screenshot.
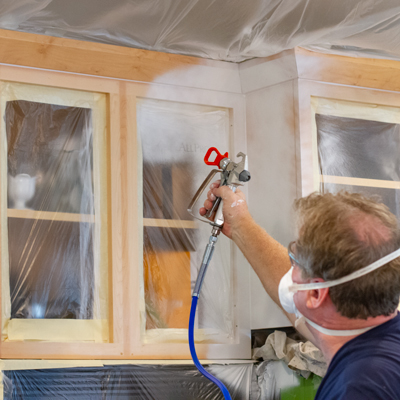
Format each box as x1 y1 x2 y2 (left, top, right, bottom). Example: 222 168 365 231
313 97 400 220
2 363 253 399
0 81 109 342
137 98 234 342
1 0 400 62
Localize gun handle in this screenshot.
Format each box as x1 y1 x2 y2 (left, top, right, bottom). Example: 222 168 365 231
212 185 236 227
187 169 221 222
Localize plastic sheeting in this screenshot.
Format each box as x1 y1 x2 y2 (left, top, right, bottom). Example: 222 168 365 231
137 98 234 342
0 81 109 342
314 97 400 220
2 0 400 62
2 363 253 399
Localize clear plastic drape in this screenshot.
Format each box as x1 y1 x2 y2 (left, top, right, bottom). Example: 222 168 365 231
0 82 109 342
2 0 400 62
137 98 234 342
315 102 400 220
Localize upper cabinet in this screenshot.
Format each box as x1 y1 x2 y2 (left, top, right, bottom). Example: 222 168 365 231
240 48 400 329
240 47 400 223
0 30 250 359
297 71 400 219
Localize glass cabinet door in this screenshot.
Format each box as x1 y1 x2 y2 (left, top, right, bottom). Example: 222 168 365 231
0 82 109 343
311 97 400 219
137 98 235 344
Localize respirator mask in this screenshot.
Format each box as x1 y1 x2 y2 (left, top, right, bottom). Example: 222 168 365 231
278 247 400 336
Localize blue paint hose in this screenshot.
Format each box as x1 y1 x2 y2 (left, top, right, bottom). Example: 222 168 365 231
188 234 232 400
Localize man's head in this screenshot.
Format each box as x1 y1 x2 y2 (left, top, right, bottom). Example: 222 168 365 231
293 191 400 320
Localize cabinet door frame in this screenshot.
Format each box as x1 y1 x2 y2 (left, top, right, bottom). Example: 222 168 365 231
0 65 125 359
124 81 251 359
297 80 400 197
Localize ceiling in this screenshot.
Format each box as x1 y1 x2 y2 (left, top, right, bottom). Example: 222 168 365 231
2 0 400 62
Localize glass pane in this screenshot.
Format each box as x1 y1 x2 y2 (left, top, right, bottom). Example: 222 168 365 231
138 98 234 340
316 113 400 181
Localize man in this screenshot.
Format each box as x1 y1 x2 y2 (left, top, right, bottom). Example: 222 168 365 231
200 183 400 399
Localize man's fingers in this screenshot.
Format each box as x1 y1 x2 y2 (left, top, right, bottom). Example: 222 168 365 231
212 185 237 201
210 180 221 190
207 190 216 201
203 198 214 211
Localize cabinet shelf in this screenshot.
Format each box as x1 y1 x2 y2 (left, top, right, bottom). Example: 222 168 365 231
320 175 400 190
7 209 95 223
143 218 197 229
7 212 198 228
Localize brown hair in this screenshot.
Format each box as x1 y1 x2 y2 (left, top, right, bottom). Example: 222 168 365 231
294 191 400 319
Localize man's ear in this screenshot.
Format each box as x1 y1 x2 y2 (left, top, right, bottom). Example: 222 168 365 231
305 285 329 309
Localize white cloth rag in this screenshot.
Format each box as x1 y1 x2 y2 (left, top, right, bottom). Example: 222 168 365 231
253 330 327 378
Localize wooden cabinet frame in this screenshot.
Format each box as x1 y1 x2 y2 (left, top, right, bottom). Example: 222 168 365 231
0 65 125 359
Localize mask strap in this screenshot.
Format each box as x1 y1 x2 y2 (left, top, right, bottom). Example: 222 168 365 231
289 248 400 292
304 317 374 337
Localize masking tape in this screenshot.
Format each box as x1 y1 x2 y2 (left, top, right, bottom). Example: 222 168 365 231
311 97 400 125
6 319 109 342
0 359 255 371
144 328 232 344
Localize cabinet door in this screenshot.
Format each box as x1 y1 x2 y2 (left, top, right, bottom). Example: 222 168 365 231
0 67 124 358
125 83 250 359
298 80 400 216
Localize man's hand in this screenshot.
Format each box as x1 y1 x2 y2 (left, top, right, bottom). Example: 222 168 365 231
199 180 251 239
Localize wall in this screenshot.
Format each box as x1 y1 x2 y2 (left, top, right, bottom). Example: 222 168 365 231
240 53 299 329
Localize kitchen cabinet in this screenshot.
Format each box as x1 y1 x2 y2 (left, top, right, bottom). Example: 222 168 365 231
0 29 250 359
240 48 400 329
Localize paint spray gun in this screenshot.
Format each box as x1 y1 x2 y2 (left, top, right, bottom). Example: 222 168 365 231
187 147 251 400
187 147 251 296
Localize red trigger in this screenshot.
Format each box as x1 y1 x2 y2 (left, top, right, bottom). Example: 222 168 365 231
204 147 229 166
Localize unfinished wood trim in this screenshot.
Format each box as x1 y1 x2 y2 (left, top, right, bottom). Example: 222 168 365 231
7 209 95 223
297 81 318 196
0 29 240 93
123 82 142 358
7 319 108 343
143 218 197 229
295 47 400 92
321 175 400 190
0 342 124 359
108 88 125 351
0 64 120 95
312 96 400 124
